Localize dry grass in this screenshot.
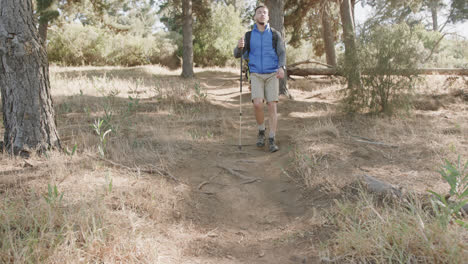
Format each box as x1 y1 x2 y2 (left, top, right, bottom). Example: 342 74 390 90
0 65 231 263
1 65 467 263
284 74 468 262
320 190 468 263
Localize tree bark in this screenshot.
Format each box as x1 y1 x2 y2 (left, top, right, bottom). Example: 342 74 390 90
0 0 61 155
181 0 194 78
321 0 337 67
430 0 439 31
339 0 361 90
38 21 48 48
265 0 290 97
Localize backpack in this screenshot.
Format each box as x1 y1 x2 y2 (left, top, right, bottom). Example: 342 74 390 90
243 27 281 81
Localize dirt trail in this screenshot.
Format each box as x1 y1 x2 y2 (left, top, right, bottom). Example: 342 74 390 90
168 72 329 264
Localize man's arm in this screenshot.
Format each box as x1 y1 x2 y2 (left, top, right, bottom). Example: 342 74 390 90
275 32 286 68
275 32 286 79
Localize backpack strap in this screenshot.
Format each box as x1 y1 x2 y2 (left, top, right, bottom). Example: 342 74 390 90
270 27 280 55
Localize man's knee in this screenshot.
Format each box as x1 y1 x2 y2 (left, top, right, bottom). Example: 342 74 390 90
267 101 277 107
253 99 263 109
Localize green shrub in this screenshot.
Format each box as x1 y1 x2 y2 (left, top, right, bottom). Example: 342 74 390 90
194 3 244 67
429 156 468 229
47 23 180 67
344 23 424 114
105 34 150 66
48 23 107 65
414 25 468 68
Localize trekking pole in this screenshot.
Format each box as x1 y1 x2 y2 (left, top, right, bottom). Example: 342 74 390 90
238 48 243 150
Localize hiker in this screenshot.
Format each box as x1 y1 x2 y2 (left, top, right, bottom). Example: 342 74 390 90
234 5 286 153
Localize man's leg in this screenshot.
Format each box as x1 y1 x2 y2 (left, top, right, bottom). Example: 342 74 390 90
267 101 277 137
251 74 266 147
253 98 264 127
265 73 279 152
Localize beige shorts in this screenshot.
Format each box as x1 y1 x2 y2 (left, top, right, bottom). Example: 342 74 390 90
250 72 279 102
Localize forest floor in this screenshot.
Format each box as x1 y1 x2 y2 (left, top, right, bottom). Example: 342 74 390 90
1 66 467 263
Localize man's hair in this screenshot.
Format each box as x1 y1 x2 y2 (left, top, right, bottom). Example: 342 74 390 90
255 5 268 13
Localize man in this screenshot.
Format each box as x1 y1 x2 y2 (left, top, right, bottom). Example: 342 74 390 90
233 5 286 153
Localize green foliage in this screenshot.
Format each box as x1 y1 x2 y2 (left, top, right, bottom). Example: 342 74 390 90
39 10 60 24
429 156 468 229
414 25 468 68
47 23 180 67
47 23 107 65
64 143 78 157
448 0 468 23
193 82 207 101
43 184 64 206
105 172 113 194
37 0 60 24
345 23 423 114
193 3 244 67
93 119 112 157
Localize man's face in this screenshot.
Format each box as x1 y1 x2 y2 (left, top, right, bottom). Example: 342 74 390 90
254 7 269 26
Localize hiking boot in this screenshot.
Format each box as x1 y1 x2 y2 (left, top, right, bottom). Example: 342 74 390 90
257 130 266 147
269 137 279 153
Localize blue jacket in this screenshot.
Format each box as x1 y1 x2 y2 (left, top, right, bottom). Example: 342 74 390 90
247 24 279 74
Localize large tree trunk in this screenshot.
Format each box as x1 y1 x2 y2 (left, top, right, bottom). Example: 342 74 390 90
265 0 290 98
0 0 60 155
430 0 439 31
339 0 361 90
321 0 337 67
38 21 48 48
181 0 194 78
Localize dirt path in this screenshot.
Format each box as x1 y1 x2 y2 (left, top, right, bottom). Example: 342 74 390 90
166 72 331 263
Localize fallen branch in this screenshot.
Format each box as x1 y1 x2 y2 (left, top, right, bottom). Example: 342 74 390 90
86 154 179 182
358 174 403 199
353 138 398 148
287 67 468 77
240 178 259 185
197 174 219 190
287 59 334 68
355 174 468 215
198 181 210 190
236 160 256 164
217 165 259 182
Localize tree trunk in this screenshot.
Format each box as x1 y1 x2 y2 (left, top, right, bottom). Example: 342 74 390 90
339 0 361 90
321 1 337 67
265 0 290 98
0 0 61 155
38 21 48 48
430 0 439 31
181 0 194 78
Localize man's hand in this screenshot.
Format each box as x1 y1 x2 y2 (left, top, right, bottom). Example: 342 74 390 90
276 67 285 79
238 37 245 49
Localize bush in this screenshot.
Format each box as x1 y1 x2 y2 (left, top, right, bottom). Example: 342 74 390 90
344 23 424 114
193 3 244 67
105 34 151 67
48 23 107 65
47 23 180 67
414 25 468 68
